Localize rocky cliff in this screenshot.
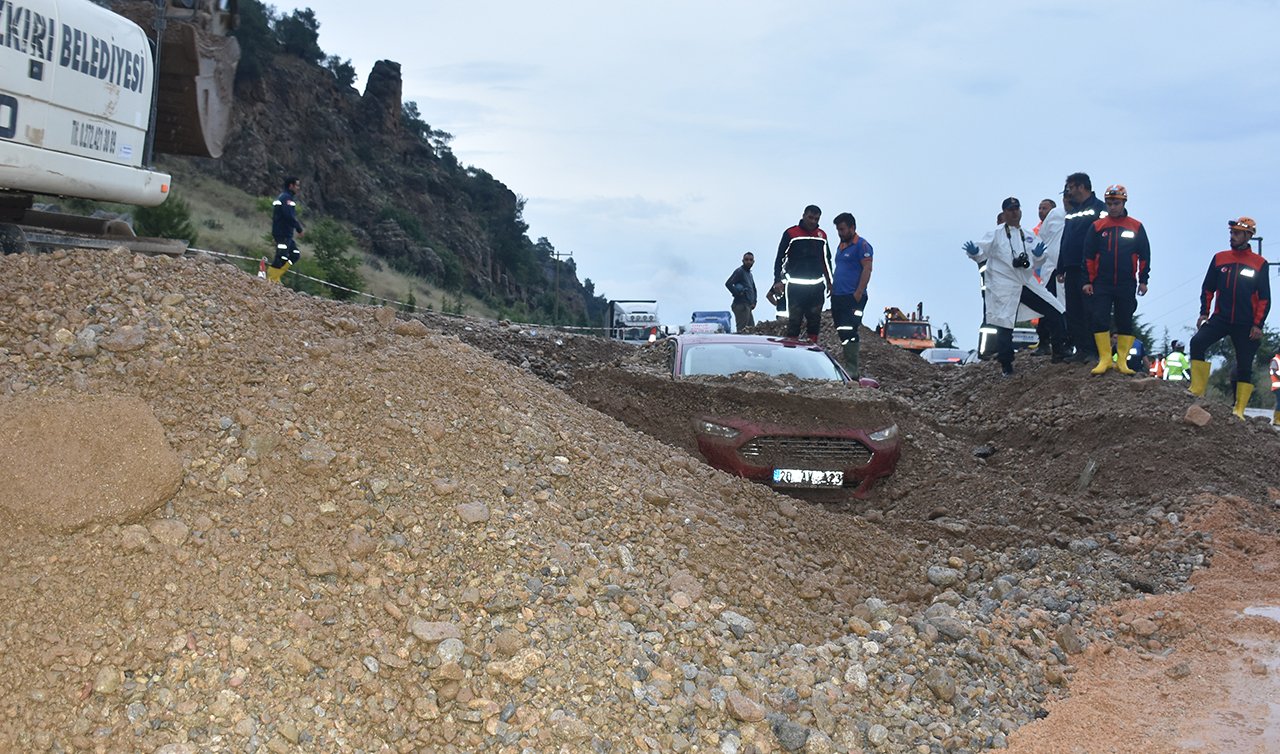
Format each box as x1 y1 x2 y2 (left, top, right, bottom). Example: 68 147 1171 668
174 36 594 322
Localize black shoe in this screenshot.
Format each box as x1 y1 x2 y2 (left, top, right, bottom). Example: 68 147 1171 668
1000 366 1015 378
1051 351 1069 363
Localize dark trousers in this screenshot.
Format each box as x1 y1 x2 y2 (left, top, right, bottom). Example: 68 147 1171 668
830 292 868 345
1064 267 1094 357
996 288 1067 369
1190 318 1260 384
783 282 825 338
731 301 755 332
271 237 299 268
1034 275 1058 347
1089 283 1137 334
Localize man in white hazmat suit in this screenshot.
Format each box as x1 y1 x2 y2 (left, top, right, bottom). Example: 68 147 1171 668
964 197 1070 376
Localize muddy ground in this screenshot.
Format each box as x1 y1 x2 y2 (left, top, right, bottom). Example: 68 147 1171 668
1 249 1278 753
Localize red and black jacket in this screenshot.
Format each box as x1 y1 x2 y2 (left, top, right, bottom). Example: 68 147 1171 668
1200 249 1270 327
773 224 832 287
1083 215 1150 287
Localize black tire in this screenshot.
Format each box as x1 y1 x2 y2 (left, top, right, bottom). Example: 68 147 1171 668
0 224 29 254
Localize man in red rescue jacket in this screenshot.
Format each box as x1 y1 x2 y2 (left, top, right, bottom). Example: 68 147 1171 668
771 205 833 342
1082 184 1151 375
1188 217 1271 419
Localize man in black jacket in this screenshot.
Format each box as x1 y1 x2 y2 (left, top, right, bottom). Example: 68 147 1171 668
1058 172 1107 360
771 205 832 342
267 176 305 283
725 252 758 332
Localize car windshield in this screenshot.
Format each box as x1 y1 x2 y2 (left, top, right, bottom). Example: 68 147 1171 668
681 342 844 380
885 322 931 340
923 349 968 363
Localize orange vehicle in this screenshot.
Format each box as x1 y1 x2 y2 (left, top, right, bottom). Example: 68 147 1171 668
876 303 934 352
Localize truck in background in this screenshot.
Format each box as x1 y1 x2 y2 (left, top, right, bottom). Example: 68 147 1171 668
682 310 732 334
606 300 662 343
876 303 934 353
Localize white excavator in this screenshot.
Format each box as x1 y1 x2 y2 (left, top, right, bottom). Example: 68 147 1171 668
0 0 239 252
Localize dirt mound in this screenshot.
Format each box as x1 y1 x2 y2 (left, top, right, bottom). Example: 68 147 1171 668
0 395 182 535
1 249 1274 753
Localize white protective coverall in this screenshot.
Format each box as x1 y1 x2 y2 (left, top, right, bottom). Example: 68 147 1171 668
971 223 1064 329
1029 206 1066 314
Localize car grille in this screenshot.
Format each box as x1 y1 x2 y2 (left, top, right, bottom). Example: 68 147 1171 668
738 435 873 469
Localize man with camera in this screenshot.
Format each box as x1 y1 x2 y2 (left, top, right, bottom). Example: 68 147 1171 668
964 197 1070 377
1081 184 1151 376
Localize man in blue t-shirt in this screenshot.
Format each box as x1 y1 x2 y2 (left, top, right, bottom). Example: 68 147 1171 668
831 212 874 377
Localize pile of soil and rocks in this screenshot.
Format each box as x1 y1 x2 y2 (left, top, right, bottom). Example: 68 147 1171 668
1 249 1277 753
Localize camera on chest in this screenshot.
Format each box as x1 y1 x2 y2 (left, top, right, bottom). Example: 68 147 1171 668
1013 251 1031 269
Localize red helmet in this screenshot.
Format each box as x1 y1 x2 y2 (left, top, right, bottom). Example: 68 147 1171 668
1104 184 1128 201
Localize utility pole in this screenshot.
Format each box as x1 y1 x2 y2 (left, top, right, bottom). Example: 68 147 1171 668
551 249 572 325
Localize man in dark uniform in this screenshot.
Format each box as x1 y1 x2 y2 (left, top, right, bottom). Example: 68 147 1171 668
1058 172 1108 361
770 205 832 342
724 252 758 332
267 176 305 283
1188 217 1271 418
1082 184 1150 376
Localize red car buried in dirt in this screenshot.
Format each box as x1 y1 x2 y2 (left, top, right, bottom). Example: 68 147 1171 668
672 334 900 498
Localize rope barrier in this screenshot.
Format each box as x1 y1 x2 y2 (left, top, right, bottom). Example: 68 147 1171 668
183 245 613 334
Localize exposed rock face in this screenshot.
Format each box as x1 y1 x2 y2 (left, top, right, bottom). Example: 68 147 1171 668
361 60 404 134
186 52 591 321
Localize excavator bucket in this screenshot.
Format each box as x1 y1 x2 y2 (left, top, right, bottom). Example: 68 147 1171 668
118 1 241 159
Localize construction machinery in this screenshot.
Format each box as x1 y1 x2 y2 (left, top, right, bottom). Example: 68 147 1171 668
876 303 934 352
1 0 239 252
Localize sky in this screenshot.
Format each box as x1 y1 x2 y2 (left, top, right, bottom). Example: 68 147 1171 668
275 0 1280 350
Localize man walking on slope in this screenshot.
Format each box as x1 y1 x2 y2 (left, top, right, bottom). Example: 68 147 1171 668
830 212 874 377
267 176 305 283
1059 173 1108 361
1082 184 1150 375
1188 217 1270 418
771 205 832 342
725 252 758 332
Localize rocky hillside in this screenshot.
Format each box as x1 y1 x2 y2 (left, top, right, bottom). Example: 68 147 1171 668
115 0 597 323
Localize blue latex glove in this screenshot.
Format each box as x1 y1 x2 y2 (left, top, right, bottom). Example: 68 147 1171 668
1031 241 1046 258
962 241 979 256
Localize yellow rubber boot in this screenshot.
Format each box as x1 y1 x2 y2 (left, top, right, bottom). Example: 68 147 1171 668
1233 382 1254 419
1188 359 1211 396
1115 335 1137 375
1090 332 1113 375
1273 410 1279 426
266 260 291 283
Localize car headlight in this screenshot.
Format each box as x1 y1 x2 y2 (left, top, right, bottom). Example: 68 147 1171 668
696 420 740 439
868 424 898 442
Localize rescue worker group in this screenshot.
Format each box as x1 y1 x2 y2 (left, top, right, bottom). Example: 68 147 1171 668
731 171 1277 426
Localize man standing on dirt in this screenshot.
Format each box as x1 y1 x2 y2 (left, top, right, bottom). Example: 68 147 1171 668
830 212 873 377
725 252 758 332
1081 184 1150 376
1059 173 1108 362
266 176 305 283
771 205 832 343
963 197 1069 376
1187 217 1270 419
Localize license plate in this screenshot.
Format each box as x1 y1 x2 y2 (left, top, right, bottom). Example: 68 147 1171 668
772 468 844 487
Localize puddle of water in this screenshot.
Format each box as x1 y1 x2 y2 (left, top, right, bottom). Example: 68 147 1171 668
1243 606 1280 622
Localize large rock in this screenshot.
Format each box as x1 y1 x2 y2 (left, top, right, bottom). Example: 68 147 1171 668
0 396 182 535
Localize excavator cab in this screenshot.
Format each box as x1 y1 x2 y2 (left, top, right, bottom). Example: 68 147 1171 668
118 0 241 158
